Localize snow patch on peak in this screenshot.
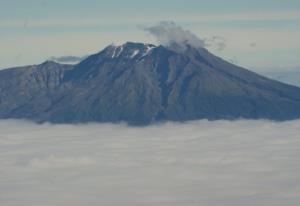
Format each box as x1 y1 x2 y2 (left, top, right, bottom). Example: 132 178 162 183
130 50 140 58
145 45 155 53
109 43 156 59
139 45 155 60
111 45 123 58
111 47 117 58
116 46 123 57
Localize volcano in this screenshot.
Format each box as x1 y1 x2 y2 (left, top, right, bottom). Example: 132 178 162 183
1 42 300 124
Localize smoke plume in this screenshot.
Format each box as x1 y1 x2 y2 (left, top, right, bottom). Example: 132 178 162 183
143 21 206 50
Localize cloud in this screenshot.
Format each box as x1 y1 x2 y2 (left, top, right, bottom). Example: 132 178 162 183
1 119 300 206
29 155 95 169
204 35 227 51
49 55 87 64
142 21 206 50
1 11 300 30
142 21 228 52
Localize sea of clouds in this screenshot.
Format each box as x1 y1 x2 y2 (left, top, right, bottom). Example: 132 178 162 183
1 119 300 206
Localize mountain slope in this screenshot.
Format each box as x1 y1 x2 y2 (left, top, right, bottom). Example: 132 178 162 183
1 42 300 124
0 61 73 119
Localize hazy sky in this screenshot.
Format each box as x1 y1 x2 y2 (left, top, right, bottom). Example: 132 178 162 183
1 0 300 70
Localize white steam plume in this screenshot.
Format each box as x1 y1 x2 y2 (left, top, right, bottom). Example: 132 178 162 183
143 21 206 49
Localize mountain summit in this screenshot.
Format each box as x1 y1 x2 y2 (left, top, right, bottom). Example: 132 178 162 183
1 42 300 124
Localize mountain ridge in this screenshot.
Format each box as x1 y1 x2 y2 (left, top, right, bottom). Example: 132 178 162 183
1 42 300 124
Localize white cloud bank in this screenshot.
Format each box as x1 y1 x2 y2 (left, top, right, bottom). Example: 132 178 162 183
0 119 300 206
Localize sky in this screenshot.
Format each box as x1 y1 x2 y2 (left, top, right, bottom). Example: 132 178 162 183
1 119 300 206
0 0 300 71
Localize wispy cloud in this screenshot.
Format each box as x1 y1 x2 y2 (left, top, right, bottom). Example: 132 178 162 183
142 21 206 50
49 55 87 64
204 35 227 51
1 119 300 206
29 155 95 169
142 21 227 51
1 11 300 29
1 10 300 70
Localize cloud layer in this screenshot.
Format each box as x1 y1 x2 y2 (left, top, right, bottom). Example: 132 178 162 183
1 119 300 206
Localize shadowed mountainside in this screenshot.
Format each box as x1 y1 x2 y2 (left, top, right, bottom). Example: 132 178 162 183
1 42 300 124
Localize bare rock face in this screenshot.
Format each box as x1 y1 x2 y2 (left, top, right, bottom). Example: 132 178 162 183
0 61 73 119
1 42 300 124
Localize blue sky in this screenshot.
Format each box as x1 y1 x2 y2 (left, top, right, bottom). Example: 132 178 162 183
1 0 300 71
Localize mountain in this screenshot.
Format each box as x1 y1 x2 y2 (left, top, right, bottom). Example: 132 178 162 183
0 61 73 119
1 42 300 124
